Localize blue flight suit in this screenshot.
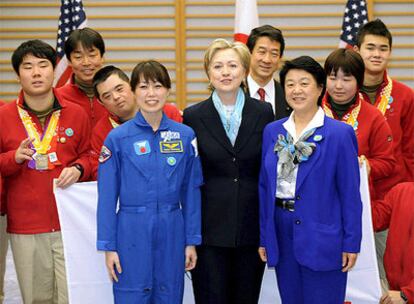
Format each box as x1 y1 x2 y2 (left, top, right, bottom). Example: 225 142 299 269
97 112 202 304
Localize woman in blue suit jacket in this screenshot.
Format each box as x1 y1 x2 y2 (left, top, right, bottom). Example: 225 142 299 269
258 56 363 303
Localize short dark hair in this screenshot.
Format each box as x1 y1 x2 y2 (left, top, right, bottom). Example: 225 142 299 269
324 48 365 88
64 27 105 60
246 25 285 57
130 60 171 91
279 56 326 106
356 19 392 49
11 40 56 75
93 65 130 100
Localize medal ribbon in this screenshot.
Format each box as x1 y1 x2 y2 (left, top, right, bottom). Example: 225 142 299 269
17 101 60 169
376 74 393 115
323 93 362 131
109 117 120 129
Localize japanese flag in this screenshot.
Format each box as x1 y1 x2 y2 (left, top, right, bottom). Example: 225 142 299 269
234 0 259 44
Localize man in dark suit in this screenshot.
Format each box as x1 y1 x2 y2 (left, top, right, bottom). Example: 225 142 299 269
246 25 291 120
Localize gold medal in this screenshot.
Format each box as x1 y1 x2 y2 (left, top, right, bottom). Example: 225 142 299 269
34 154 49 170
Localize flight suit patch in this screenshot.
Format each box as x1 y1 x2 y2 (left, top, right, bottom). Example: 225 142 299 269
160 131 180 142
99 145 112 163
160 140 183 153
134 140 151 155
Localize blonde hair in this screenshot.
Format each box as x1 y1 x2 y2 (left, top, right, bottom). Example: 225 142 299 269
203 38 250 90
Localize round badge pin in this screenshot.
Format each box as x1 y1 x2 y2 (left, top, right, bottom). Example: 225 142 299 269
313 135 323 142
167 156 176 166
60 137 66 143
65 128 74 137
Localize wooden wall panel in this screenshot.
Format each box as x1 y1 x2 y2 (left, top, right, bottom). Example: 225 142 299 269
0 0 412 107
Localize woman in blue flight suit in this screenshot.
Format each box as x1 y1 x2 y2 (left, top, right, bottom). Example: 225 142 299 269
97 60 202 304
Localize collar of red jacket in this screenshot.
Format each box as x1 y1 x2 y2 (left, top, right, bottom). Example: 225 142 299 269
17 88 68 109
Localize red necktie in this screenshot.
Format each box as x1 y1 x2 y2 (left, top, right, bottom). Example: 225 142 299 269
257 88 266 102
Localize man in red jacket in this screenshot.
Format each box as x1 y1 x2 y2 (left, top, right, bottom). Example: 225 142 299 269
56 27 108 128
355 19 414 199
90 65 183 180
0 40 91 303
372 182 414 304
90 65 138 180
355 19 414 287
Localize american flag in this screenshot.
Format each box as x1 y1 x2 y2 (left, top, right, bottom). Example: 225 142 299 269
54 0 88 87
339 0 369 48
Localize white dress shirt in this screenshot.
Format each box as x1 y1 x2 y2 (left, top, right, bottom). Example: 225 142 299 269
276 107 325 198
247 75 276 114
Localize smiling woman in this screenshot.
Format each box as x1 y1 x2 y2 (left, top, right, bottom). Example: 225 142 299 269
130 60 172 125
183 38 274 304
259 56 363 303
96 60 203 304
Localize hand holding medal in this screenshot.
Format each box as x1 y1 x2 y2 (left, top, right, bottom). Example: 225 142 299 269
14 137 34 164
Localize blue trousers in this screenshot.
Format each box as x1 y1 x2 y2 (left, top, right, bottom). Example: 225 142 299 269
274 207 347 304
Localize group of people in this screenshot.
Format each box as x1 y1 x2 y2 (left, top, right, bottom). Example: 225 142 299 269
0 17 413 304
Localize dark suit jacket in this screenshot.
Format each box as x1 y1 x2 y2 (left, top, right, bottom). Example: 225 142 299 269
183 94 274 248
246 79 291 120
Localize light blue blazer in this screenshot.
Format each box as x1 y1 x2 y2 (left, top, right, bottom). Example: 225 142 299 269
259 115 363 271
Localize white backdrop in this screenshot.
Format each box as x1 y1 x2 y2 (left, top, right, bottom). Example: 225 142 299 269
54 166 381 304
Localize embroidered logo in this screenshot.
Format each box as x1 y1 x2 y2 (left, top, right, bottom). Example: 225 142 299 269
99 145 112 163
160 131 180 142
160 140 183 153
134 140 151 155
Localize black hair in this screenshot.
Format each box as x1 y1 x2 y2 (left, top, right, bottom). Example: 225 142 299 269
130 60 171 91
11 40 56 75
279 56 326 106
93 65 130 100
356 19 392 49
246 25 285 57
64 27 105 60
324 48 365 88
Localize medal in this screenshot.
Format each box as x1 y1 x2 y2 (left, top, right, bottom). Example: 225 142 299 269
109 117 120 129
16 97 61 170
376 74 393 115
323 94 362 132
34 154 49 170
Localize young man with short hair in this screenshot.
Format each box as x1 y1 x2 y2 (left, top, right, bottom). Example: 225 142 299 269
246 25 291 119
355 19 414 199
90 65 138 180
57 27 108 128
0 40 91 303
355 19 414 292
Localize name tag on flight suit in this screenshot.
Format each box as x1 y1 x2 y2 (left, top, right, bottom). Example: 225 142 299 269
159 140 183 153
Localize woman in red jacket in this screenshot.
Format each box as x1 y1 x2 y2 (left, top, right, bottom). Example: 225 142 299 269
322 48 395 200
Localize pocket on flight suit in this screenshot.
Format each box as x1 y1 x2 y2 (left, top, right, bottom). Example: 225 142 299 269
115 209 153 290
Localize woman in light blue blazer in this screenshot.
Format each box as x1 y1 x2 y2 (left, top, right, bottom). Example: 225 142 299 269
258 56 363 303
